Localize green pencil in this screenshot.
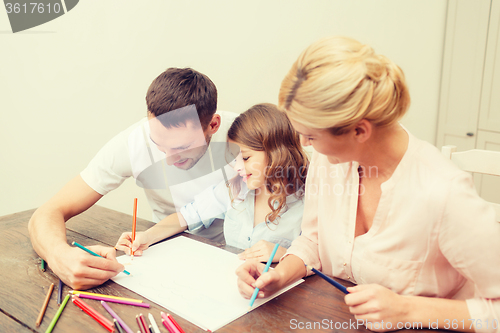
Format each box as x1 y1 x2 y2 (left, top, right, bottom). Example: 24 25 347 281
71 241 130 275
41 259 46 272
45 294 70 333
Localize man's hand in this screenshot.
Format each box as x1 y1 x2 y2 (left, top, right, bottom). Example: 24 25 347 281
49 243 125 290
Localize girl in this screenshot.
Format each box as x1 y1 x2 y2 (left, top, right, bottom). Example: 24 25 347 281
116 103 308 262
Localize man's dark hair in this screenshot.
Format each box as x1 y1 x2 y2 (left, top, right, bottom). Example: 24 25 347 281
146 68 217 129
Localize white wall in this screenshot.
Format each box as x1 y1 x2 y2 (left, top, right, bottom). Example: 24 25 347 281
0 0 448 218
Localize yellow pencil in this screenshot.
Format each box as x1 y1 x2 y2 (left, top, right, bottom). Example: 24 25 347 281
69 290 143 303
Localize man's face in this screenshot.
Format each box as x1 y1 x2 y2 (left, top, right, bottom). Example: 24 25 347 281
148 115 210 170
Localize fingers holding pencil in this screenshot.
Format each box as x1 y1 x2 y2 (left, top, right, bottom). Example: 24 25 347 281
64 245 126 289
115 231 150 256
235 260 282 299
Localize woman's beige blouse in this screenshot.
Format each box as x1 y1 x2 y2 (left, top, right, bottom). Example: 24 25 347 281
286 129 500 332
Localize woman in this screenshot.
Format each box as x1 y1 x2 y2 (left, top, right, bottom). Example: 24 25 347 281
236 37 500 332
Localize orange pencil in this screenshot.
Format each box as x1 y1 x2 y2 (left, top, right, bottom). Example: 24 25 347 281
35 282 54 327
131 198 137 258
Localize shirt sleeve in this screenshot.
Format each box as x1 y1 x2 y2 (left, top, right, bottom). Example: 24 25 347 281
80 128 133 195
438 172 500 332
283 150 321 276
180 180 231 230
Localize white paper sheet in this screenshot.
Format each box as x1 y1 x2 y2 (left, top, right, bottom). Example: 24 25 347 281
112 236 303 332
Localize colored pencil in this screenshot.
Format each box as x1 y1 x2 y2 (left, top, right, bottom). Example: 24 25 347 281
41 259 46 271
248 242 280 309
45 294 70 333
308 266 349 294
161 312 180 333
71 296 114 332
148 313 161 333
162 319 175 333
139 314 149 333
131 198 138 258
35 283 54 327
101 301 134 333
166 313 185 333
69 290 142 303
75 293 149 307
148 325 153 333
57 279 63 304
114 319 125 333
72 241 130 275
136 315 147 333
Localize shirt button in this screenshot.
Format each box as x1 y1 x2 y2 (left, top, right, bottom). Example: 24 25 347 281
347 276 351 280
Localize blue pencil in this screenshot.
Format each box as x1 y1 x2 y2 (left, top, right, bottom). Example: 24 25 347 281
308 266 348 294
72 241 130 275
248 243 280 310
57 279 63 304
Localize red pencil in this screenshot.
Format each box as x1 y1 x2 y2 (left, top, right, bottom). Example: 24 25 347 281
160 312 180 333
162 318 175 333
131 198 137 257
166 313 185 333
139 313 149 333
72 296 114 332
136 315 147 333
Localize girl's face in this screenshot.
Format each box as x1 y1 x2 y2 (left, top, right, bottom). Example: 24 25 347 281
228 140 268 191
289 119 357 165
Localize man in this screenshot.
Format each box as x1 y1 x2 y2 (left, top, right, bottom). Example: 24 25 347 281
28 68 237 290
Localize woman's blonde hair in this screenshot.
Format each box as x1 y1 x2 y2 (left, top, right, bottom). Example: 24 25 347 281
227 103 308 224
279 36 410 135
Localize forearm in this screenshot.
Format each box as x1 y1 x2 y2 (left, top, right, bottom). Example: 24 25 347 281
405 296 474 332
29 175 103 262
143 212 187 245
28 206 71 262
274 254 308 289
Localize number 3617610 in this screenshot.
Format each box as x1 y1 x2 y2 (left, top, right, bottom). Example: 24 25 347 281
5 3 62 14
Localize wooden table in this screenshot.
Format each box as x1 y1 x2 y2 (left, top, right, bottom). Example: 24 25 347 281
0 206 445 332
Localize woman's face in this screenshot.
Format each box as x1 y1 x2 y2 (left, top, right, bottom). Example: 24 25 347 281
228 139 268 191
289 119 357 164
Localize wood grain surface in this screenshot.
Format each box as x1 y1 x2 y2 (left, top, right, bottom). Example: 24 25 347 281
0 206 446 333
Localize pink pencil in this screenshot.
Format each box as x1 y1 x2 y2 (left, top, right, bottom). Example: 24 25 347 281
74 293 150 308
166 313 185 333
161 312 181 333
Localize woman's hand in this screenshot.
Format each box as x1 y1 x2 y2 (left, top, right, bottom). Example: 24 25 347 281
237 240 287 263
235 260 283 299
115 231 150 256
345 284 410 332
